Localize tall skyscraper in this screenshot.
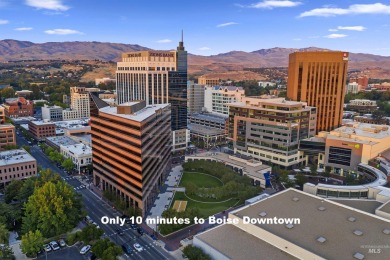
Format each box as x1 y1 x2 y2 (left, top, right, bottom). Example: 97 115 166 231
287 51 348 133
91 101 172 216
116 36 188 150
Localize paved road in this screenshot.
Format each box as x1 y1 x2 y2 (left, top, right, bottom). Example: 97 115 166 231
16 133 174 260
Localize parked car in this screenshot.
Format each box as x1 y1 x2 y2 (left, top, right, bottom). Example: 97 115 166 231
86 252 97 260
49 241 60 251
133 243 143 252
130 224 137 230
122 243 133 254
80 245 91 255
43 244 52 252
85 215 93 224
58 239 66 247
150 234 158 241
92 221 100 229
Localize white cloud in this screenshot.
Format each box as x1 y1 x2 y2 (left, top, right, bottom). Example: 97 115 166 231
328 29 338 32
15 27 33 31
300 3 390 17
216 22 238 28
44 29 83 35
199 47 211 51
156 39 172 43
0 19 9 24
324 33 347 39
26 0 70 11
337 26 366 31
246 0 302 9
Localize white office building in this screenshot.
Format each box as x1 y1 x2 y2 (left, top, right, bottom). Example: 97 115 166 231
62 87 90 120
60 143 92 174
204 86 245 116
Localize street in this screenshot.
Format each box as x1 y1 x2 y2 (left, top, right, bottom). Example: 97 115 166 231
16 133 174 260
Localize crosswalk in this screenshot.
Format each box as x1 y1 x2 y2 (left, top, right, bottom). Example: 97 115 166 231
73 185 87 190
62 176 74 181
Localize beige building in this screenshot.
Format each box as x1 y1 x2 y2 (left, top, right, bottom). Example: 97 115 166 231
228 96 316 168
0 107 6 124
0 124 16 151
0 149 37 186
198 76 219 86
62 87 90 120
204 86 245 116
194 188 390 260
61 143 92 174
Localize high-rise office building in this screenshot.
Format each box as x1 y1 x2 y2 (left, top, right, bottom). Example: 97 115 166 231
91 101 172 216
187 81 205 114
116 36 188 150
287 51 348 133
63 87 91 120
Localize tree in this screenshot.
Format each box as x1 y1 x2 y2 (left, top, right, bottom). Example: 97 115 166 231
323 166 331 178
372 110 386 122
79 225 104 243
0 224 9 244
62 158 75 172
17 177 36 203
22 180 83 237
4 180 24 203
2 144 18 151
183 245 211 260
92 239 121 259
21 145 31 153
35 168 61 187
20 230 44 258
0 203 21 230
0 244 14 260
295 173 307 188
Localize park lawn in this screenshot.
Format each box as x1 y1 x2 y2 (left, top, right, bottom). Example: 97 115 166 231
180 172 223 189
172 191 240 218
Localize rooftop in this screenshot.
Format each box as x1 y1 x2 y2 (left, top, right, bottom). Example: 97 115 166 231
329 199 383 214
0 124 15 129
187 124 225 136
331 122 390 139
195 224 297 260
0 149 35 166
29 120 55 126
46 136 77 147
230 189 390 260
99 102 170 122
189 113 228 123
61 143 92 156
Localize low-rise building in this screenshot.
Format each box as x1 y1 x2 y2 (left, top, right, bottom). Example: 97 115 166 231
258 81 276 88
0 149 37 186
41 104 63 121
15 90 33 97
1 97 33 118
28 121 56 141
0 124 16 151
198 77 219 86
188 113 228 148
95 78 116 86
346 99 378 114
204 86 245 116
194 188 390 260
61 143 92 173
46 135 78 151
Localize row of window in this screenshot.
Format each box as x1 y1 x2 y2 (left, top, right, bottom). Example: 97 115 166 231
0 164 35 173
0 171 36 181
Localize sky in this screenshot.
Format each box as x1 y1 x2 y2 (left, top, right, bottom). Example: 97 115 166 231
1 0 390 56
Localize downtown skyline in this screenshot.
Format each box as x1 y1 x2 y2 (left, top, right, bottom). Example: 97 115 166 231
0 0 390 56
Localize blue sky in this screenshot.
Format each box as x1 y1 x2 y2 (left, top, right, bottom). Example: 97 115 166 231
1 0 390 56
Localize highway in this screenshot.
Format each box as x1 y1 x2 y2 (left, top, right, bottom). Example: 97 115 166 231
16 133 174 260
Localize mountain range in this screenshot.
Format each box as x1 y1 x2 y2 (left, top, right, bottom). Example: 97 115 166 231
1 39 390 78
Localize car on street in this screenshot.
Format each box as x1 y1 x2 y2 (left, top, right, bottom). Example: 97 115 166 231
130 223 137 230
85 215 93 224
150 234 158 240
116 228 124 236
122 243 133 254
49 241 60 251
133 243 144 252
80 245 91 255
43 244 52 252
137 227 144 235
58 239 66 247
92 221 100 229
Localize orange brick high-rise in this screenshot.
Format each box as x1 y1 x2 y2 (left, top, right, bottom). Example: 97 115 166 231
287 51 348 133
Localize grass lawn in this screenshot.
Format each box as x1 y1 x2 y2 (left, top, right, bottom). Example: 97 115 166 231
172 191 240 217
180 172 223 188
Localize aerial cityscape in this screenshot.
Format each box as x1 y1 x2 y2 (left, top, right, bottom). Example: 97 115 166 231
0 0 390 260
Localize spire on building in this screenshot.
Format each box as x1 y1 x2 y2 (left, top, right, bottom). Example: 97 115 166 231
177 30 185 51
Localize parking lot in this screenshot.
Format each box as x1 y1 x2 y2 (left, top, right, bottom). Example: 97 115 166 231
37 244 86 260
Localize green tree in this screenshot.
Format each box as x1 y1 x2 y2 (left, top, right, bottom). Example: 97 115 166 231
22 181 83 237
0 203 21 230
295 173 307 188
0 88 15 99
21 145 31 153
0 244 14 260
92 239 121 259
4 180 24 203
0 224 9 244
79 225 104 243
2 144 18 151
17 177 36 203
183 245 212 260
20 230 44 258
36 168 61 187
62 158 75 172
323 166 332 178
101 245 122 260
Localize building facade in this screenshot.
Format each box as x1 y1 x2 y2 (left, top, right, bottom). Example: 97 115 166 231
0 124 16 151
62 87 90 120
91 101 172 216
287 51 348 133
204 86 245 116
41 104 63 121
61 143 92 174
0 149 37 186
228 96 316 168
345 82 360 94
198 77 219 86
0 107 5 124
346 99 378 114
187 81 205 114
28 121 56 141
1 97 34 118
116 39 188 151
